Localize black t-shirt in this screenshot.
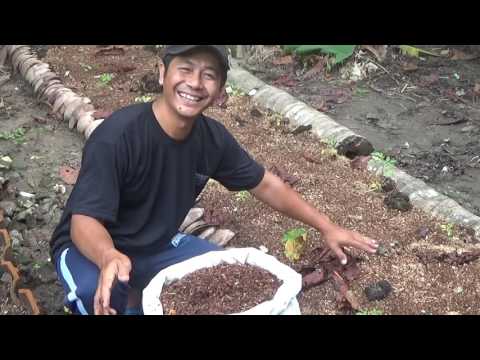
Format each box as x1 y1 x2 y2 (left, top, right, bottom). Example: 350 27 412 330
50 102 265 259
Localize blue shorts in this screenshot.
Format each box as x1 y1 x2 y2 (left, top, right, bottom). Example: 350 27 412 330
55 233 221 315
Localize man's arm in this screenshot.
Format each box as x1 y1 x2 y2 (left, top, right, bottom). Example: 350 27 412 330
71 214 131 315
249 171 378 264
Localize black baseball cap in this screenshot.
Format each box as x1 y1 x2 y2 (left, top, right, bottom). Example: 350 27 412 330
162 45 230 74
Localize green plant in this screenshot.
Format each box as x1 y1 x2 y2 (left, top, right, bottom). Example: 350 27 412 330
282 228 308 262
98 73 113 85
283 45 356 64
440 223 455 239
371 151 396 177
356 308 384 315
135 95 153 103
225 85 245 97
0 127 27 144
235 190 251 202
368 180 382 192
354 87 370 96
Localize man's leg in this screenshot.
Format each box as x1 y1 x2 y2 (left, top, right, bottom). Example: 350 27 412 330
54 246 129 315
133 234 221 292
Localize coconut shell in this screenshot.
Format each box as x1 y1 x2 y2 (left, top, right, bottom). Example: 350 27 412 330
0 46 9 66
19 57 42 78
198 227 216 240
28 64 50 85
206 229 236 247
183 220 211 236
72 103 95 122
44 85 68 104
25 63 48 84
64 98 85 122
9 46 30 66
75 112 95 133
12 51 35 73
34 74 60 97
57 92 80 118
6 45 26 57
179 208 205 232
84 119 105 139
52 90 75 115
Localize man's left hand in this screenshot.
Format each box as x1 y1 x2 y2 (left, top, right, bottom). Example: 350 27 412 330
323 225 378 265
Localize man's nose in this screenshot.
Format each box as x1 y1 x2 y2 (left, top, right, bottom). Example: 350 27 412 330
186 72 202 89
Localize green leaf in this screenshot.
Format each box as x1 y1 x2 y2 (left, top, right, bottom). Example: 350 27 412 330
282 228 307 243
399 45 441 58
283 45 356 64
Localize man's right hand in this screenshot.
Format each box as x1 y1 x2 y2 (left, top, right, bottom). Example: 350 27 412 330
94 249 132 315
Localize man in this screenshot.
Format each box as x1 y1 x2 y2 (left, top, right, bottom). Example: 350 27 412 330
50 45 378 315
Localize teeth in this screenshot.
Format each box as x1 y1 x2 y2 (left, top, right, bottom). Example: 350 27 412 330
179 92 201 102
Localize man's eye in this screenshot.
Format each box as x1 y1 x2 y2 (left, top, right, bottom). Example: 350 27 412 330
179 67 191 72
204 73 216 80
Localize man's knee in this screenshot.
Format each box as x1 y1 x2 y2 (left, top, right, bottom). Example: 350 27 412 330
55 247 128 315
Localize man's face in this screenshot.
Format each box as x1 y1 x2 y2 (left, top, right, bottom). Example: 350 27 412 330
159 50 224 119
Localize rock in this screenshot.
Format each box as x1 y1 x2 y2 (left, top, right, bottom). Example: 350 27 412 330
381 177 397 193
15 207 36 228
384 191 412 212
11 157 28 170
10 229 23 247
365 280 392 301
416 226 431 239
376 243 389 256
366 113 380 121
461 125 476 133
18 198 34 209
0 200 17 216
0 272 12 284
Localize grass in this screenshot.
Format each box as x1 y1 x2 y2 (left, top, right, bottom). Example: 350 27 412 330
97 73 113 86
356 308 384 315
235 190 251 202
0 127 27 144
440 223 455 239
371 151 397 177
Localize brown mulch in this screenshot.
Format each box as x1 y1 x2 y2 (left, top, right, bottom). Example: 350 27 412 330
161 264 281 315
43 46 480 315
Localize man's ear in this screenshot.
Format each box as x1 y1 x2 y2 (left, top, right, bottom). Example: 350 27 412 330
214 85 228 108
158 60 165 86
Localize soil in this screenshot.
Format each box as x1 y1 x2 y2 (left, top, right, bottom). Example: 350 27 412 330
241 45 480 217
161 264 281 315
1 45 480 315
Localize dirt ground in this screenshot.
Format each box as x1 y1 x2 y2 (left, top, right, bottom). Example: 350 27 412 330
1 45 480 315
241 45 480 217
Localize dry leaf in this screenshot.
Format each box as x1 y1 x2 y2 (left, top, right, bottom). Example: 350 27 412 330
450 49 478 61
59 166 80 185
304 56 325 79
361 45 387 62
94 46 126 57
402 62 418 72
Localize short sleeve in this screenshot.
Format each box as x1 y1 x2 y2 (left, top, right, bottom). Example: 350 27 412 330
69 140 125 223
212 130 265 191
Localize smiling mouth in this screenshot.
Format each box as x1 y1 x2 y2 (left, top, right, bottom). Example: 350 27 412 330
177 91 204 103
